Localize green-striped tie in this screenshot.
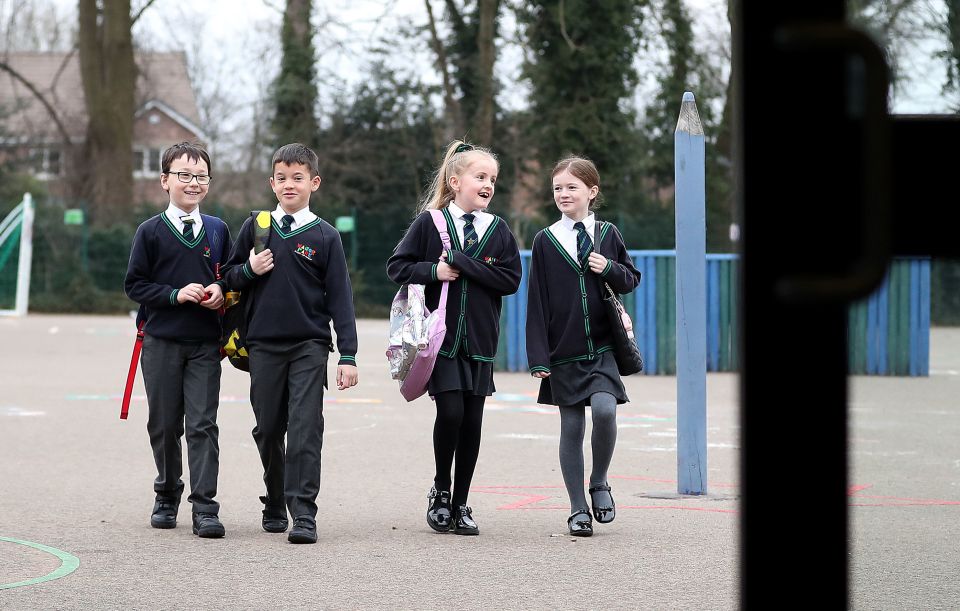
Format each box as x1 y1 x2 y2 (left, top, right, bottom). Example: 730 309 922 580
462 213 478 256
574 221 592 269
181 217 195 241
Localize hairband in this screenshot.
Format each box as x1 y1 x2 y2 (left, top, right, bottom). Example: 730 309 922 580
454 143 474 154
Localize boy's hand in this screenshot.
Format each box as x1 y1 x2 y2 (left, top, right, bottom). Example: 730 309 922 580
437 261 460 281
587 252 608 275
336 364 358 390
176 283 207 304
249 247 274 275
199 283 224 309
532 371 551 378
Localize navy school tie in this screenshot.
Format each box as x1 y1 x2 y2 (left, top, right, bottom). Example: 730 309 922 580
462 213 478 256
574 221 592 269
281 214 295 232
181 217 195 241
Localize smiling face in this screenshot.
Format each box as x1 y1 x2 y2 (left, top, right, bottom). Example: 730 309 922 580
552 169 598 221
270 161 321 214
449 154 498 213
161 154 209 213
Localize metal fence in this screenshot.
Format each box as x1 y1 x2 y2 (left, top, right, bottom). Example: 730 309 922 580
495 251 930 377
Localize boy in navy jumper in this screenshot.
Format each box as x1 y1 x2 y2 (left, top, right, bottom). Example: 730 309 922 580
222 143 359 544
124 141 231 538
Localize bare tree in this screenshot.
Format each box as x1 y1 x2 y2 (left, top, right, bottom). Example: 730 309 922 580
76 0 157 223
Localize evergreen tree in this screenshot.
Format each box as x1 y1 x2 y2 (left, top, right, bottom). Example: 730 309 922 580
516 0 647 221
272 0 320 148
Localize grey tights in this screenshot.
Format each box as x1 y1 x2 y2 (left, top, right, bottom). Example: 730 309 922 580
558 392 618 514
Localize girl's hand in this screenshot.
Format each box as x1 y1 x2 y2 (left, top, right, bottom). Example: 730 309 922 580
587 252 608 275
437 261 460 281
532 371 550 379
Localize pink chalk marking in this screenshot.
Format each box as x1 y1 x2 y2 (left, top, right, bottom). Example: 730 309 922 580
608 474 738 489
470 483 738 514
847 483 960 507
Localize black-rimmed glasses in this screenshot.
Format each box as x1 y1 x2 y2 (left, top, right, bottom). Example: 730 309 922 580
167 171 211 185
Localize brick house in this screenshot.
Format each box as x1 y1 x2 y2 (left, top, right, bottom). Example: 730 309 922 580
0 51 207 202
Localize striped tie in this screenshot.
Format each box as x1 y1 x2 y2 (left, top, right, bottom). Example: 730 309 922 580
181 217 195 241
462 213 478 256
574 221 592 269
281 214 295 232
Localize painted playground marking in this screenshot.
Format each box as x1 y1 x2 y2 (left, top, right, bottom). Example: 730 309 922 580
65 394 382 405
471 475 740 514
0 538 79 590
469 479 960 513
0 406 45 417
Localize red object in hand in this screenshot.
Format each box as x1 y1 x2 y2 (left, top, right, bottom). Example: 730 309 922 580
202 291 212 302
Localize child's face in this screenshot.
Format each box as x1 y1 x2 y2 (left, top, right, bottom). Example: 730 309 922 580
552 169 597 220
161 154 209 212
270 162 321 213
449 155 498 213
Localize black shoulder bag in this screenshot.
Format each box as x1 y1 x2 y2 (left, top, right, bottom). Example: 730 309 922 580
596 221 644 376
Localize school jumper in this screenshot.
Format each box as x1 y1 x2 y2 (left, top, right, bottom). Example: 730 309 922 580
124 207 231 515
525 215 641 407
386 205 521 509
221 207 358 521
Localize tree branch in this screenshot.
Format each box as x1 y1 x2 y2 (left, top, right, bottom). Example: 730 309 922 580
424 0 462 133
558 0 580 51
0 60 75 147
131 0 159 26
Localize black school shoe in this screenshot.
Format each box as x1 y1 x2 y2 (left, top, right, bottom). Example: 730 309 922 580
589 483 616 524
150 495 179 529
451 505 479 536
288 516 317 544
260 496 289 533
192 512 225 538
426 487 453 533
567 510 593 537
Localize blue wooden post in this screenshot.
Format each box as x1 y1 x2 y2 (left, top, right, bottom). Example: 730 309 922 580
675 92 707 495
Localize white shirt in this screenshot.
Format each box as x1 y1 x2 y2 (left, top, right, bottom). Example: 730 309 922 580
165 203 202 235
446 201 493 250
550 212 596 261
272 205 317 231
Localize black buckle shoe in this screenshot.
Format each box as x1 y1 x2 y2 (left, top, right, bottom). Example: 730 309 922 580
260 496 289 533
288 516 317 544
451 505 479 536
567 510 593 537
192 512 225 538
589 483 616 524
426 487 453 533
150 496 179 529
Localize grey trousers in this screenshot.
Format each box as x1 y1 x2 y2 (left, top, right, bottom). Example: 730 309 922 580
248 339 328 519
140 335 221 514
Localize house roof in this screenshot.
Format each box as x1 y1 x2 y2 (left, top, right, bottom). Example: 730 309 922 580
0 51 203 143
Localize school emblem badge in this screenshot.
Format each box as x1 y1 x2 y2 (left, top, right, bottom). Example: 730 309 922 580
203 246 211 258
295 243 316 260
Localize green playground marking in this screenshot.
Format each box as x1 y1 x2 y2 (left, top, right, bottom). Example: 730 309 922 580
0 537 80 590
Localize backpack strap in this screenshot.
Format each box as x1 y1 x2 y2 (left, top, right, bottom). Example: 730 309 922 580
428 210 451 310
201 213 228 265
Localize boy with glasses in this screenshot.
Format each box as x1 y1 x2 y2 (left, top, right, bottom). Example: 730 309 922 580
124 141 232 538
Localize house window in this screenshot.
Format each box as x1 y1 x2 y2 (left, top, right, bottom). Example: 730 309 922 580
133 147 163 177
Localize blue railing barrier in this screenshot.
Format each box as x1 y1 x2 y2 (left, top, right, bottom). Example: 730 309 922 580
494 251 930 377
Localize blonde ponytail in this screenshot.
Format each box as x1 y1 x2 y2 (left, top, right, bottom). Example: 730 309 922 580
418 139 498 214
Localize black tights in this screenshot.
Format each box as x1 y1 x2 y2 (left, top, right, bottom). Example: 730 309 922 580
432 391 486 508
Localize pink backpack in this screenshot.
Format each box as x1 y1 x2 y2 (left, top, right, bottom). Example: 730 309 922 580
386 210 451 402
